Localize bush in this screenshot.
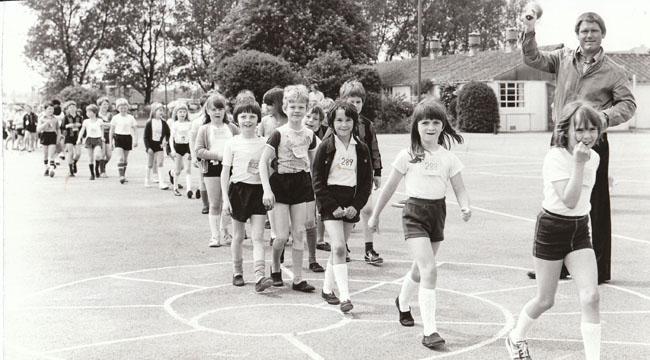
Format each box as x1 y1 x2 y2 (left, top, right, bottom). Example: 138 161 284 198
303 51 353 99
456 81 500 133
373 94 413 134
213 50 302 104
57 85 102 109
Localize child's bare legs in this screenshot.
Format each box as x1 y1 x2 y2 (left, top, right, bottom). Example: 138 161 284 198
323 221 354 311
102 141 112 176
183 155 192 196
65 143 74 175
407 238 442 341
172 155 184 195
360 193 383 264
204 176 222 246
199 172 209 212
155 151 165 185
271 203 291 274
231 219 246 281
73 143 81 164
305 200 322 271
289 203 308 285
221 207 233 244
145 149 155 186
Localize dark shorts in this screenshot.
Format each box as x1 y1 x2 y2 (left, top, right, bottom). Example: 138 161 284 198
85 137 103 149
114 134 132 151
174 143 191 156
270 171 314 205
203 161 222 177
533 209 592 261
16 128 25 136
228 182 266 222
402 197 446 242
319 185 360 223
64 134 78 144
40 132 57 146
103 131 110 143
148 140 163 153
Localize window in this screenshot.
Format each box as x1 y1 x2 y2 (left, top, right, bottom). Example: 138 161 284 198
499 82 524 108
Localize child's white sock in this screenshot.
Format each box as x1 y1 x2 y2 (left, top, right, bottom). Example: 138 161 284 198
398 272 418 312
185 175 192 192
510 308 536 342
208 215 219 239
158 169 165 184
323 260 335 294
145 167 151 183
291 248 303 283
419 286 438 335
332 264 350 301
580 322 601 360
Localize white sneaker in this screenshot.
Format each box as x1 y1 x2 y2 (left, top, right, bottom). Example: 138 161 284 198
208 236 222 248
144 179 153 187
505 336 532 360
159 182 170 190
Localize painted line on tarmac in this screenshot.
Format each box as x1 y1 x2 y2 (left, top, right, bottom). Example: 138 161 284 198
9 346 65 360
41 329 201 354
468 171 541 180
466 161 541 169
526 337 650 347
281 334 325 360
395 191 650 245
10 304 163 311
109 274 208 289
355 319 505 327
604 284 650 302
163 284 232 325
545 310 650 316
470 284 539 296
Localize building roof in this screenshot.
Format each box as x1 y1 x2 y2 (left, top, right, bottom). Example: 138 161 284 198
376 46 650 86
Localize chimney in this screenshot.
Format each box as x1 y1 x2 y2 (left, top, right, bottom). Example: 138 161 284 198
468 32 480 56
429 36 441 59
505 27 518 53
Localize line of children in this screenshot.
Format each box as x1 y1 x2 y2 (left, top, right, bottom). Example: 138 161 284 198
23 105 39 152
61 101 83 176
97 97 113 177
36 101 61 177
143 103 171 189
368 99 471 349
75 104 105 180
109 98 138 184
169 103 194 196
312 100 373 312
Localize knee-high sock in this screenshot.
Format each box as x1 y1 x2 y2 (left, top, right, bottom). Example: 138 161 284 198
208 214 220 239
306 226 317 263
510 308 536 342
232 259 243 276
201 190 209 208
95 161 101 176
145 167 152 182
419 286 438 335
323 259 336 293
291 248 304 283
185 175 192 191
158 169 165 184
89 164 95 176
332 264 350 301
254 260 265 282
271 238 286 272
253 239 265 281
398 272 418 311
580 322 601 360
117 162 125 177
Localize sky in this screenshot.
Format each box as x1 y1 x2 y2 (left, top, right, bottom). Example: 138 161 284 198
1 0 649 101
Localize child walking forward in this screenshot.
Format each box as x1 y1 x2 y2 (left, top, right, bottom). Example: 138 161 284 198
505 101 604 360
312 101 373 312
76 104 105 180
37 101 61 177
97 97 113 177
221 100 274 292
170 103 194 196
259 85 316 293
368 100 471 349
109 98 138 184
143 103 170 189
61 101 83 176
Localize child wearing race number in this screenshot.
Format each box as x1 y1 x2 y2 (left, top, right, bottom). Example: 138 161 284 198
221 100 273 292
170 102 194 196
505 101 604 360
76 104 105 180
109 98 138 184
143 103 170 188
368 99 470 350
312 101 372 312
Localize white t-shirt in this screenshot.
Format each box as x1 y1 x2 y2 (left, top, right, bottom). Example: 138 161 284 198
172 121 192 144
222 135 267 185
111 113 137 135
328 136 357 187
258 114 280 137
392 147 464 200
83 118 103 138
542 147 599 216
266 124 317 174
207 123 233 155
151 118 163 142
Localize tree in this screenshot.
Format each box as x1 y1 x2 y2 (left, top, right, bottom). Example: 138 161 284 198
104 0 167 104
217 0 375 67
169 0 236 91
24 0 117 94
456 81 500 133
57 85 102 109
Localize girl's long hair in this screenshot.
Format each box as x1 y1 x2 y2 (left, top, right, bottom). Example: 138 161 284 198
409 99 463 162
202 92 228 125
172 102 189 122
149 102 164 121
552 100 604 148
326 100 361 142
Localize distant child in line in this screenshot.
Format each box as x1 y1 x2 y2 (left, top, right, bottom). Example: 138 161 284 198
221 100 274 292
96 97 113 177
61 101 83 176
312 101 373 313
368 99 471 350
109 98 138 184
505 101 604 360
259 84 317 292
76 104 105 180
170 103 194 196
23 104 38 152
37 101 61 177
143 102 170 189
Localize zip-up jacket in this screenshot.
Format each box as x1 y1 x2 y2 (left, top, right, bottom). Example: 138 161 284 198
143 119 170 151
312 132 373 215
521 31 636 127
323 114 382 176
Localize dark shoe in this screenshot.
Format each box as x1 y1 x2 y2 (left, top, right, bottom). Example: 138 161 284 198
292 281 315 292
346 254 351 263
365 249 384 265
187 190 193 199
195 189 201 199
340 300 353 313
232 274 245 287
255 277 273 292
598 277 610 285
316 242 331 251
271 269 283 287
173 189 182 196
119 176 126 184
309 262 325 273
526 271 536 280
422 332 446 349
44 168 49 176
528 270 571 280
395 297 415 327
321 290 340 305
168 170 174 185
90 174 95 180
264 220 271 229
201 207 209 214
280 247 285 264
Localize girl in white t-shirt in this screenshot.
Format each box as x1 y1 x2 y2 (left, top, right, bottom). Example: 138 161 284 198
221 101 273 291
368 99 471 350
505 101 604 360
170 103 193 196
143 103 170 188
109 98 138 184
76 104 104 180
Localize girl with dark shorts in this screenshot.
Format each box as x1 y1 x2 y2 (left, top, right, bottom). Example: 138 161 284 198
170 103 193 196
368 99 471 350
97 97 113 177
143 103 170 188
312 101 372 313
109 98 138 184
505 101 604 360
37 102 61 177
61 101 83 176
195 93 238 247
76 104 104 180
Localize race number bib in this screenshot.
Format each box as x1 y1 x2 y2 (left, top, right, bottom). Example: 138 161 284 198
338 156 355 171
292 145 308 159
422 159 442 176
179 135 187 143
247 159 260 174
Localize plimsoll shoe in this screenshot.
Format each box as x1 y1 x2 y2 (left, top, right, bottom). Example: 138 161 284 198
309 262 325 273
364 249 383 265
422 332 445 349
255 277 273 293
232 274 245 287
340 300 353 313
395 296 415 327
271 268 283 287
321 290 340 305
292 281 315 293
505 335 532 359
